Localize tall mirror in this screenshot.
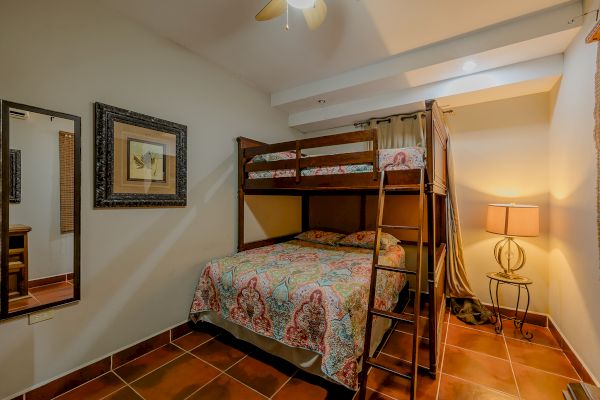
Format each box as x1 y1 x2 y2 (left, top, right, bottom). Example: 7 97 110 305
1 101 80 319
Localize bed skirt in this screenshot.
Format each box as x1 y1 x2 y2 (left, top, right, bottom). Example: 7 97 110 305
195 310 392 386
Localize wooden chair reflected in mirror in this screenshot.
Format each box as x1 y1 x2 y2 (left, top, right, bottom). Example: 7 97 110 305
0 101 81 319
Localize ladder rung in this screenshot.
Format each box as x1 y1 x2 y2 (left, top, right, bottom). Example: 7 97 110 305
370 308 414 324
378 224 419 230
374 264 416 275
365 357 412 380
383 186 421 192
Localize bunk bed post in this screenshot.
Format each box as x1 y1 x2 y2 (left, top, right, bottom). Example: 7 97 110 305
237 137 245 252
302 195 310 231
371 129 379 180
236 136 268 253
425 99 439 377
359 194 367 230
427 192 438 376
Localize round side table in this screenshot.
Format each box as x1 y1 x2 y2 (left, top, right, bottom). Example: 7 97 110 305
486 272 533 340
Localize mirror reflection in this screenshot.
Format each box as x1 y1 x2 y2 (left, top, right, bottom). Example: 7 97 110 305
7 107 76 313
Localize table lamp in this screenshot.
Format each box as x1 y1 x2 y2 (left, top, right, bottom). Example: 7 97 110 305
486 204 539 280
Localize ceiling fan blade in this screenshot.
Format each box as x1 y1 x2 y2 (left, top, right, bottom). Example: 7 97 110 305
255 0 285 21
303 0 327 30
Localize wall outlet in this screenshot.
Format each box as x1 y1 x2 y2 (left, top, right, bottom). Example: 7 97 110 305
29 310 53 324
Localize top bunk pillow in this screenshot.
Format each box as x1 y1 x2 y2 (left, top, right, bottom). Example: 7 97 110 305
378 147 425 171
295 230 346 246
337 230 400 250
250 151 296 163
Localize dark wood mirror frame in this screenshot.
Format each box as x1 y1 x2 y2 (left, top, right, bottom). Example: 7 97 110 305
0 100 81 320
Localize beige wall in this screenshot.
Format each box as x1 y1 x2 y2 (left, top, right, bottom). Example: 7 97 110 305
0 0 300 397
448 93 551 313
547 0 600 382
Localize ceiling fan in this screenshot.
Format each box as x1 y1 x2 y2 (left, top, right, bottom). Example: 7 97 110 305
255 0 327 30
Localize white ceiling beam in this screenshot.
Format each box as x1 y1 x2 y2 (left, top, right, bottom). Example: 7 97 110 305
272 1 581 109
289 54 563 132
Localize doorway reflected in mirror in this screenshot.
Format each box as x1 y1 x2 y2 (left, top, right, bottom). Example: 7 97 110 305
1 101 80 318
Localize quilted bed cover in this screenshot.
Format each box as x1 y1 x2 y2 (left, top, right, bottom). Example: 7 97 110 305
189 240 407 389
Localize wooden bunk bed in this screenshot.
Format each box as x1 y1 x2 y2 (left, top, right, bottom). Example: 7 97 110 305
232 100 448 398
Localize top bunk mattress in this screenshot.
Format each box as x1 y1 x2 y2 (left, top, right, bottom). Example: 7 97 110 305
248 147 425 179
189 239 407 389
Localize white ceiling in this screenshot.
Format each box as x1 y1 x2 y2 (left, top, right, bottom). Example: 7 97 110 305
104 0 583 132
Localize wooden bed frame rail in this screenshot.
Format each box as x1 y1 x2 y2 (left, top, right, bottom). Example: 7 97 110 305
239 129 379 187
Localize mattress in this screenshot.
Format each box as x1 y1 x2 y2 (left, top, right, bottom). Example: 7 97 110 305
247 147 425 179
189 239 407 389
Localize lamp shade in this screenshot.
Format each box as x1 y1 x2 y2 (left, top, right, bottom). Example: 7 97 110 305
486 204 539 237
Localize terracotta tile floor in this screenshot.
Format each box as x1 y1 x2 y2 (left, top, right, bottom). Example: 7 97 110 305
49 310 582 400
8 281 74 313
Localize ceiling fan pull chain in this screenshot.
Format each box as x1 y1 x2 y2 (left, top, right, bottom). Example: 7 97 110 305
285 1 290 30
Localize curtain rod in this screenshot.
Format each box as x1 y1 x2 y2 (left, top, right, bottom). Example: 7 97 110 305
353 110 425 128
353 108 454 128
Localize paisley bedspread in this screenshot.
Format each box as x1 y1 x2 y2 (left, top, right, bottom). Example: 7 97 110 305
189 240 406 389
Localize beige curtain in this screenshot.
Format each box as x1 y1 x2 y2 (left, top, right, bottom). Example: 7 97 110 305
595 43 600 269
368 112 425 149
445 138 476 298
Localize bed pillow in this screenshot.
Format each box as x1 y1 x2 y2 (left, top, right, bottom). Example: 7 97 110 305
250 151 296 163
337 231 400 250
294 230 346 246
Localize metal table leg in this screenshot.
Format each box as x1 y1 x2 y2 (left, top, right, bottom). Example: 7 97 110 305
515 285 533 340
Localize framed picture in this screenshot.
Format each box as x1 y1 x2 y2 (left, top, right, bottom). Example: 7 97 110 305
9 149 21 204
94 103 187 207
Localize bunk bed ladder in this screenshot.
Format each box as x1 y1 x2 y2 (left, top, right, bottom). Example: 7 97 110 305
358 168 426 400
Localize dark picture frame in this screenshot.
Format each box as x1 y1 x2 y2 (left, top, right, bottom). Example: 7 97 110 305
9 149 21 203
94 103 187 208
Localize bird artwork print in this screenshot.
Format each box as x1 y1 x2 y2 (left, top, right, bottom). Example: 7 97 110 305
133 150 160 178
128 139 165 182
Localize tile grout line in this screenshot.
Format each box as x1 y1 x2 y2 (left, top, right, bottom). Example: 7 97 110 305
503 333 562 351
181 350 252 400
510 360 583 382
502 328 522 399
503 335 581 379
112 339 172 373
50 371 113 400
444 342 511 363
440 372 519 399
360 386 396 400
105 373 144 400
49 330 190 399
225 372 273 399
182 339 250 374
434 313 450 400
442 371 519 398
499 328 581 381
268 369 297 399
172 332 221 353
126 352 188 386
181 372 225 400
112 327 206 372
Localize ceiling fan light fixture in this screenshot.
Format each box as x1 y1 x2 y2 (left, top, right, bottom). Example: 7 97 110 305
287 0 316 9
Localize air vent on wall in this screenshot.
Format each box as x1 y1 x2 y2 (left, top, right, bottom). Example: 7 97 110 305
9 109 29 120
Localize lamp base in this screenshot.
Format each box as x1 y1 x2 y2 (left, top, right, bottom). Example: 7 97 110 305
493 236 526 278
